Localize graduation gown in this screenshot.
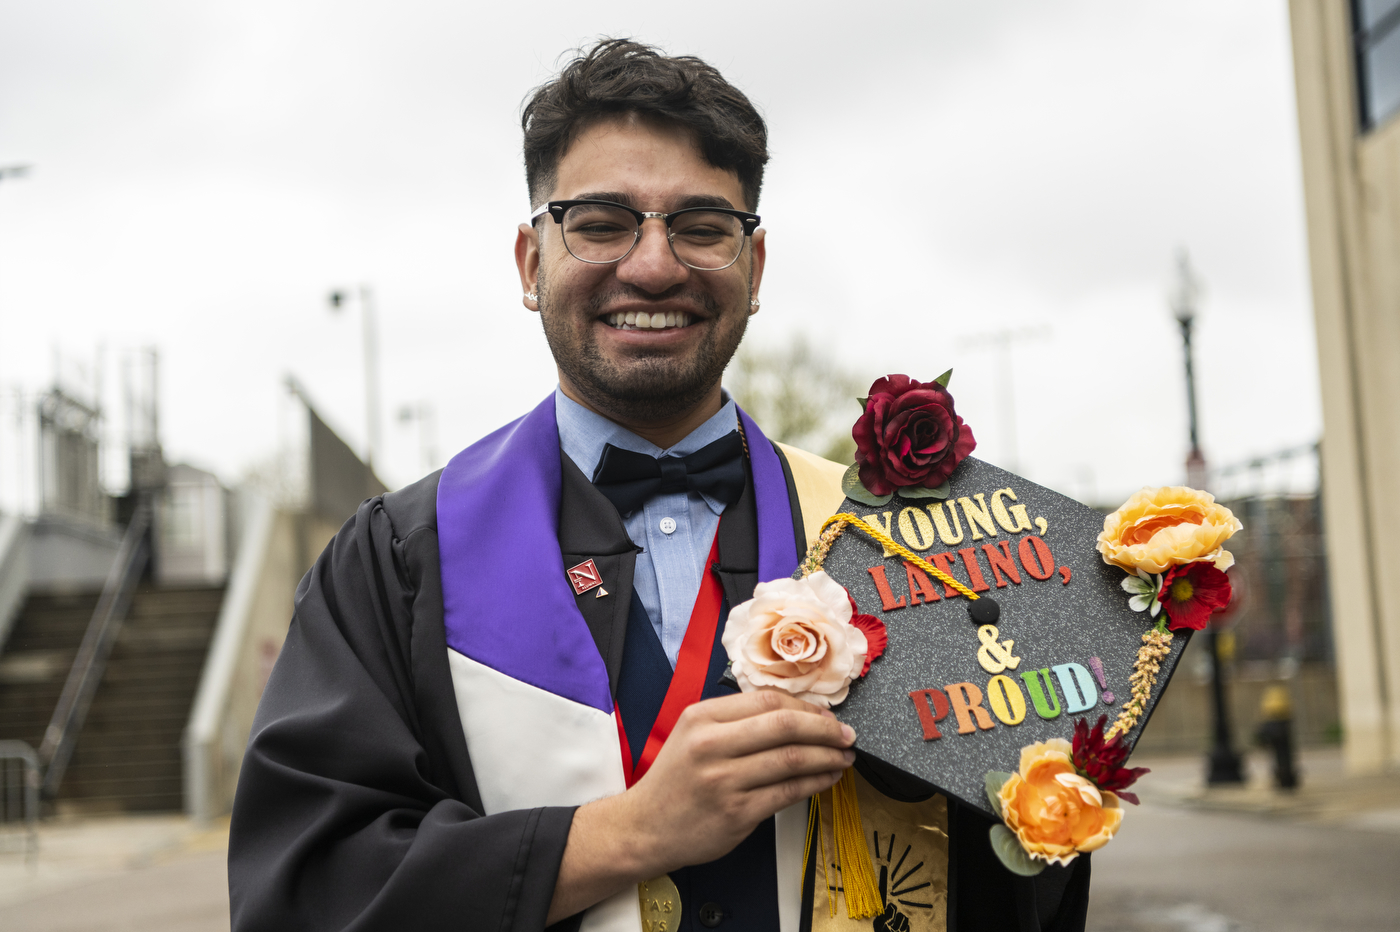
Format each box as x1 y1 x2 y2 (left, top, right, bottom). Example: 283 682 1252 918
228 396 1091 932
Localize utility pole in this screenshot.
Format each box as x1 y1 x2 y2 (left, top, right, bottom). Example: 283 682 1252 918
398 402 438 476
0 165 32 512
328 285 381 472
1170 250 1243 785
959 326 1050 476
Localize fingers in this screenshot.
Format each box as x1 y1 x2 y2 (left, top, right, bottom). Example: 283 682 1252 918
705 703 856 761
745 769 846 816
727 742 856 791
697 689 833 724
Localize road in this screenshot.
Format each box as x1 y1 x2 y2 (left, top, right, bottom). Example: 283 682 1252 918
0 751 1396 931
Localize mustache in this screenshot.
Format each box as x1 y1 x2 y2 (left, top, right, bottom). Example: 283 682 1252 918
584 284 721 317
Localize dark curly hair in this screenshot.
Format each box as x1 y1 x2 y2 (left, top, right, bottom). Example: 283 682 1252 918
522 38 769 212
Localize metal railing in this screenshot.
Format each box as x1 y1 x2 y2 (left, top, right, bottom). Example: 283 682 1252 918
0 740 39 862
37 500 151 798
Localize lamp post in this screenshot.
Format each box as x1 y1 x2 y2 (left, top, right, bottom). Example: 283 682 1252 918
328 285 381 472
1170 250 1243 785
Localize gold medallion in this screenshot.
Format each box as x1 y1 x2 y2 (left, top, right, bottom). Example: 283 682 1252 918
638 874 681 932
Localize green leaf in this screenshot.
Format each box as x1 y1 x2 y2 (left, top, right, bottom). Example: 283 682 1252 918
989 825 1046 877
984 771 1013 817
934 368 953 388
841 463 893 507
857 396 868 411
896 481 951 501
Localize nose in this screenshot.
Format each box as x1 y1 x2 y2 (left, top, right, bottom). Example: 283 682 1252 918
614 217 690 294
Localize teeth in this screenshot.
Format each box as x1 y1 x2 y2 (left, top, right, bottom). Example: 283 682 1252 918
605 311 695 330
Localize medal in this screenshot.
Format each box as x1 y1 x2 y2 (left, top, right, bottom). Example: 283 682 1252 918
638 873 682 932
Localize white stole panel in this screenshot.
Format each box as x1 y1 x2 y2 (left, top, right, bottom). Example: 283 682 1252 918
448 648 806 932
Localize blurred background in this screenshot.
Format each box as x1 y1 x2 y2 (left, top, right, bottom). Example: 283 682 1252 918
2 1 1399 930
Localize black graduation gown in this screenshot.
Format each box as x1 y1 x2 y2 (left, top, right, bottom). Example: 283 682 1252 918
228 447 1091 932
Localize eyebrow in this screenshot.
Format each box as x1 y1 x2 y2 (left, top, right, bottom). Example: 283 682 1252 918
573 192 739 211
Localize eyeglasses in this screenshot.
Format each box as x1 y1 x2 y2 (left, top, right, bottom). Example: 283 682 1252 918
530 199 761 272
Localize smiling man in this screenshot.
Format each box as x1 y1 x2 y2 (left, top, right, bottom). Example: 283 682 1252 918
228 39 1090 932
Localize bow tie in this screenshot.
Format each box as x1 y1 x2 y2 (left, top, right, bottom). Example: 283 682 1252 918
591 431 746 516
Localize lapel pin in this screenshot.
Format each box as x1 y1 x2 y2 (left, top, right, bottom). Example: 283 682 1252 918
566 559 604 596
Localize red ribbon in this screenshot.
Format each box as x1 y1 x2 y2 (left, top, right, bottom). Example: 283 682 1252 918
616 532 725 787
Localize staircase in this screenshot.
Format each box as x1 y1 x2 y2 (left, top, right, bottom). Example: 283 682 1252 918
0 584 224 813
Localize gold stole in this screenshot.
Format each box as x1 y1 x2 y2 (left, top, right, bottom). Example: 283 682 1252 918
775 443 952 932
809 771 949 932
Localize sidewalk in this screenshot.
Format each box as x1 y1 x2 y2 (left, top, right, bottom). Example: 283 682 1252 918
1087 745 1400 932
1130 744 1400 831
0 813 229 932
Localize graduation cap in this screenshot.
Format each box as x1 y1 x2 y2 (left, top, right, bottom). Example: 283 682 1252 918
806 454 1192 821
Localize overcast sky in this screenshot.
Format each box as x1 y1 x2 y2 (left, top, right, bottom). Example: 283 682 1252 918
0 0 1318 506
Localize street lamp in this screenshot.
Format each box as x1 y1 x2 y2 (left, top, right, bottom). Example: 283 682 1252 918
1170 250 1244 786
328 285 381 472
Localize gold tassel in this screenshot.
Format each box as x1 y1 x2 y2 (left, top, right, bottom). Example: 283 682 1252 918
802 792 837 918
831 768 883 919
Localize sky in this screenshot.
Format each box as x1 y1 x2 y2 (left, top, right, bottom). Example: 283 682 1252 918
0 0 1319 507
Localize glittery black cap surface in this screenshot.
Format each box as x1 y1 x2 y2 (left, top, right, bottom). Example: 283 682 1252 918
810 456 1190 816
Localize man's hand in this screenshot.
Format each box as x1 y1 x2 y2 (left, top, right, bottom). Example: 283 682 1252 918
546 690 856 923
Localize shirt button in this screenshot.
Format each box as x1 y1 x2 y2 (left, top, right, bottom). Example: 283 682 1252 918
659 517 677 535
697 902 725 927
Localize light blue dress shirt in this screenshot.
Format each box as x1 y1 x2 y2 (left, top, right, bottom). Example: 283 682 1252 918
555 387 739 668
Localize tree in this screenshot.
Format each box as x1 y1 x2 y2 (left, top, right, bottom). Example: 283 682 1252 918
726 336 863 465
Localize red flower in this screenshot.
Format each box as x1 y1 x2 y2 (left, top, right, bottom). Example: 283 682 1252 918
846 594 887 677
1157 562 1232 631
1072 715 1149 805
852 375 976 496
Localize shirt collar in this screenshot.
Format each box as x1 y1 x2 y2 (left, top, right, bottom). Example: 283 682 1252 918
554 386 740 515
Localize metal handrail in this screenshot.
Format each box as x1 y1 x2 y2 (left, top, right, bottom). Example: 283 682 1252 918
0 740 39 862
38 500 151 798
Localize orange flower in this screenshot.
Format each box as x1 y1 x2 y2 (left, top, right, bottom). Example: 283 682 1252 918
997 739 1123 866
1097 486 1241 576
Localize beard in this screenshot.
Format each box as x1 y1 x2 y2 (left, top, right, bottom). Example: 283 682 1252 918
538 272 749 424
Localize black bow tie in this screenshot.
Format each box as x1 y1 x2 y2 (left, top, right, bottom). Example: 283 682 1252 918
591 431 746 516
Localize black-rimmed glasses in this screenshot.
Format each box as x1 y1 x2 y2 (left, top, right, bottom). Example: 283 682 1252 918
529 199 761 272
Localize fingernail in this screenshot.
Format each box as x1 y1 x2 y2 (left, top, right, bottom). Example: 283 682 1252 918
841 724 856 743
843 750 856 765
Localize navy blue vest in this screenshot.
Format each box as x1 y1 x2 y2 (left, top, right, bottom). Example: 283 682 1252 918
615 590 780 932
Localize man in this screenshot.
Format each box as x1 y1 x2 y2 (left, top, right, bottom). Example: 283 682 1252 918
229 39 1090 932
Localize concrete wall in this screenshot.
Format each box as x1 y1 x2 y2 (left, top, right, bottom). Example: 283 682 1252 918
26 513 121 593
184 501 341 821
0 516 28 654
1290 0 1400 772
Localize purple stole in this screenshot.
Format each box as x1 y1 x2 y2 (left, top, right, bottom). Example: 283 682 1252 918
436 393 798 713
434 393 806 932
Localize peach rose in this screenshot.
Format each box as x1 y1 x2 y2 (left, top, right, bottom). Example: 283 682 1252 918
1097 486 1242 576
721 571 869 709
998 739 1123 866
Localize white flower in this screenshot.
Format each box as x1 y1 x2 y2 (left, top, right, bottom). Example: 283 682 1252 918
1121 570 1164 618
721 571 869 708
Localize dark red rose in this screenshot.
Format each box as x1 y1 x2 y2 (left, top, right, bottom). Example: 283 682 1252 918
1072 715 1149 805
1157 562 1232 632
852 375 976 496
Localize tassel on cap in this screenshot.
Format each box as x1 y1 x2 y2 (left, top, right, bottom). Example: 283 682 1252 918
801 767 883 920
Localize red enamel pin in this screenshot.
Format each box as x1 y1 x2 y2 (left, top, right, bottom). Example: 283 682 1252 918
567 559 604 596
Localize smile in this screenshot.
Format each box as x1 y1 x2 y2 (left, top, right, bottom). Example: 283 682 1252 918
604 311 695 331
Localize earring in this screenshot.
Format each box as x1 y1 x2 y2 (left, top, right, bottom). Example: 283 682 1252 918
749 297 760 313
525 292 538 303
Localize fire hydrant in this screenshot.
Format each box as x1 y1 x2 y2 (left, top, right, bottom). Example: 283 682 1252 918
1254 685 1299 790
